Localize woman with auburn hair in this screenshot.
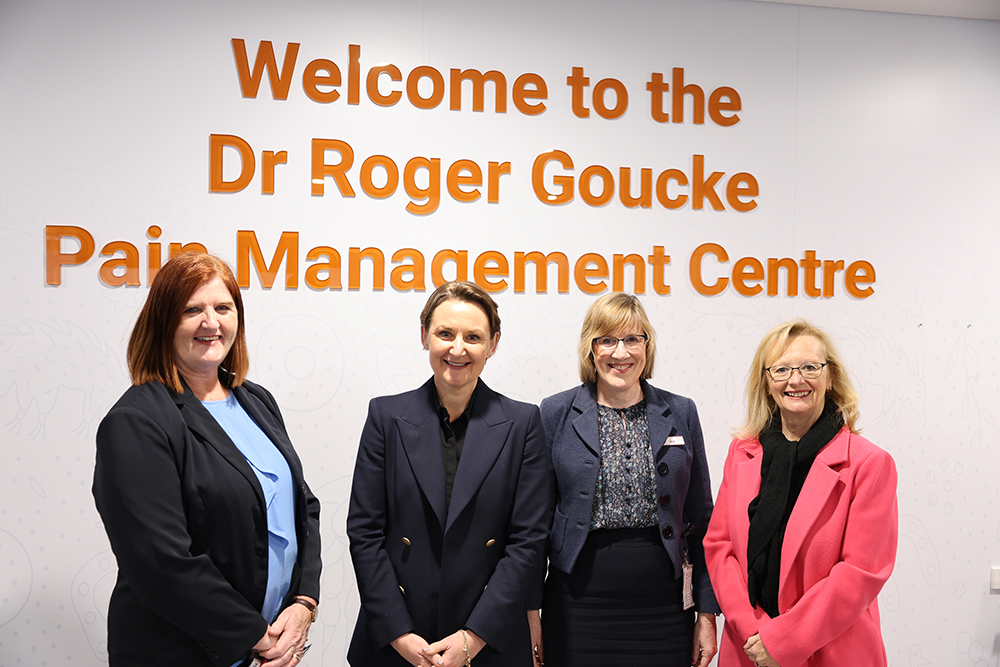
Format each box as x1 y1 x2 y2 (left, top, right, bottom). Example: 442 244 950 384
347 281 550 667
704 319 897 667
535 293 719 667
93 252 321 667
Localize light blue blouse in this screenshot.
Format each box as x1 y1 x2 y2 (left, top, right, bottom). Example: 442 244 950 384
203 392 298 665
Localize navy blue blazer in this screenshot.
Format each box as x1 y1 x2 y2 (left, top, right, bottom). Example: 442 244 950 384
539 380 719 612
347 378 551 667
93 379 322 667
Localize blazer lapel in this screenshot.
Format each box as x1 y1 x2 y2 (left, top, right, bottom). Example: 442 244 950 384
446 381 512 532
779 428 850 596
174 384 265 509
732 440 763 562
397 379 448 530
643 380 683 469
232 385 302 480
570 384 601 457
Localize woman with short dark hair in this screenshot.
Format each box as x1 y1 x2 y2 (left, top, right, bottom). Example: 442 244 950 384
347 281 550 667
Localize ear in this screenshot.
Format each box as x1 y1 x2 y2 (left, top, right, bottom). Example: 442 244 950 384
486 332 501 358
420 326 429 350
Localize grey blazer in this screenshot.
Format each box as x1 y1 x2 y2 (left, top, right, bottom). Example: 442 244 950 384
539 379 719 612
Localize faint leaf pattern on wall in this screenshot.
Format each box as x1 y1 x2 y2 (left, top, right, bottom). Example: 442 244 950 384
945 325 994 449
899 514 941 586
28 476 47 499
0 319 124 439
842 326 926 429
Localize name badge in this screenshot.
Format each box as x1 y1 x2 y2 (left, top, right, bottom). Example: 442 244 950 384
664 436 685 446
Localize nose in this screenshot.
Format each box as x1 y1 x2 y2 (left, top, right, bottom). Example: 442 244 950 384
202 308 219 328
611 340 629 358
786 368 806 383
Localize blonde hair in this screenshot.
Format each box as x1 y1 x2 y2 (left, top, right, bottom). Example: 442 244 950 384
738 319 860 438
577 293 656 384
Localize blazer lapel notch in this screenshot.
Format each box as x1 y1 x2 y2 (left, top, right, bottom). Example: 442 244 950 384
570 386 601 457
643 382 680 463
734 443 763 512
175 385 265 507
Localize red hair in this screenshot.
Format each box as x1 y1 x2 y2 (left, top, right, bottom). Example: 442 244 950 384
127 252 248 393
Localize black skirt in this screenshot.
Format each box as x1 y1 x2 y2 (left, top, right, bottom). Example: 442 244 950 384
542 527 694 667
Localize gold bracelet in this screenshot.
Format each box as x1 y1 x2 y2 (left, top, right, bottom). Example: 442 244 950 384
461 629 471 667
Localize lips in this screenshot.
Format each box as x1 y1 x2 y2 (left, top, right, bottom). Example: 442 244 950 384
195 336 222 342
784 390 811 398
444 359 470 368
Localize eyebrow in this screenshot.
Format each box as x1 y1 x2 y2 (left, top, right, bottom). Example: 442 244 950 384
434 325 486 335
185 300 236 308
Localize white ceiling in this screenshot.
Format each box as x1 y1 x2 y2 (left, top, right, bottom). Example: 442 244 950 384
739 0 1000 20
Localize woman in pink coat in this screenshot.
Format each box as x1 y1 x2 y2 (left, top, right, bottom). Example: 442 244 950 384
704 319 897 667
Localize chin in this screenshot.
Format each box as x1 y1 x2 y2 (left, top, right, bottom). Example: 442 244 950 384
441 370 474 386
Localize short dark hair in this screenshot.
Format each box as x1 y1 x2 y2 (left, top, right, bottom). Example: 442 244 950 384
127 252 248 393
420 281 501 339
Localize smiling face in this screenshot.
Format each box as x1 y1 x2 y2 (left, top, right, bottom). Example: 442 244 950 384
421 299 499 396
593 327 647 407
767 335 830 432
172 277 239 384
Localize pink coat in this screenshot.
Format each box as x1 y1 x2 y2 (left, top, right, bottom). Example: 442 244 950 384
704 427 897 667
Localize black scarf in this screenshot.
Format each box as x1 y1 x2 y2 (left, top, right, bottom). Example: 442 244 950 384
746 399 843 618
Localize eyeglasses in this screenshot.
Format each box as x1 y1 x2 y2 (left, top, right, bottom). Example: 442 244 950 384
593 334 648 350
764 362 827 381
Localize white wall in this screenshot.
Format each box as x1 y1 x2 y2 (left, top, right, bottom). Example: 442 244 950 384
1 0 998 664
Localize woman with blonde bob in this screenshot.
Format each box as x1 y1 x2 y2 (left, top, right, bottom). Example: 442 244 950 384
705 319 897 667
535 293 720 667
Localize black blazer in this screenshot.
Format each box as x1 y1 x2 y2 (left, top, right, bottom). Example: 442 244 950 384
93 379 321 667
347 378 551 667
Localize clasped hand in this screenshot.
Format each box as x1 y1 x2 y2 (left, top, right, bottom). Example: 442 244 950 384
392 629 485 667
743 633 778 667
253 602 314 665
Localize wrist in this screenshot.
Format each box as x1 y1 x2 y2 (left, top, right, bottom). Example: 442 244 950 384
291 596 318 623
464 629 485 654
